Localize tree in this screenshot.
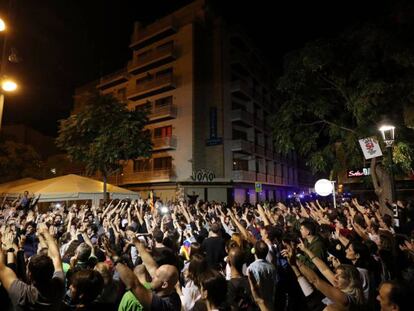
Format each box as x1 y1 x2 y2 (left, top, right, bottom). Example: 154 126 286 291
0 141 44 183
271 23 414 214
56 92 152 201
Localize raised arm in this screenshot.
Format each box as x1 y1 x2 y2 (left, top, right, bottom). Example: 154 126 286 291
38 225 63 272
298 239 335 285
115 262 153 309
134 238 158 278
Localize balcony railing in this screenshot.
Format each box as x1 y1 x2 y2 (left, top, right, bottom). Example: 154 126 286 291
265 149 273 159
255 145 265 156
149 104 177 121
266 175 275 184
122 169 173 184
254 118 264 131
97 68 128 89
152 136 177 150
232 170 256 182
130 16 178 49
231 80 252 100
275 176 283 185
127 74 175 101
128 44 176 74
231 139 254 154
231 109 253 126
256 173 266 182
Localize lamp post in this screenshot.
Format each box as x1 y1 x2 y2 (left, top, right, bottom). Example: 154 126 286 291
378 124 396 203
0 17 18 130
314 178 336 209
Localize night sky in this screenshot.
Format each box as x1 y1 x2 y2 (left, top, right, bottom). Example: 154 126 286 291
0 0 395 136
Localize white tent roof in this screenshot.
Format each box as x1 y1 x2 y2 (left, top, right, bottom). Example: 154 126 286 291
0 178 39 194
4 174 138 203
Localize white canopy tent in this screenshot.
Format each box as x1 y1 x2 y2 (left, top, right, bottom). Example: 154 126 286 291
0 178 39 194
4 174 138 206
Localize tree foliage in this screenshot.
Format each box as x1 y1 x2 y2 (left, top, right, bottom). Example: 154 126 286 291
56 92 152 179
0 141 43 183
272 23 414 177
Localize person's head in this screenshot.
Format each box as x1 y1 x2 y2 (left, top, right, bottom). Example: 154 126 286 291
189 242 202 259
150 264 179 294
377 281 409 311
200 270 228 309
27 254 54 287
210 222 221 235
75 242 92 262
23 191 29 197
383 214 393 228
334 264 364 303
253 240 269 260
94 262 113 285
228 247 245 275
25 221 36 234
335 217 347 230
188 254 208 286
69 270 104 305
300 220 317 239
345 241 369 267
153 229 164 244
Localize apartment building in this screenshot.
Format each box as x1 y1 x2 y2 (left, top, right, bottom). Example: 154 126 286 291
75 0 314 203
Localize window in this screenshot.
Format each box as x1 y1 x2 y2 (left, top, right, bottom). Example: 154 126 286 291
157 41 173 52
155 96 172 108
117 88 126 102
154 157 172 170
233 159 248 171
137 49 151 60
232 129 247 140
133 159 151 172
136 73 152 85
156 68 172 79
154 125 172 138
135 101 152 112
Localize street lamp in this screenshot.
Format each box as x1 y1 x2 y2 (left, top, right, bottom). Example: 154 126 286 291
0 78 18 130
0 18 5 32
378 124 396 203
314 178 337 209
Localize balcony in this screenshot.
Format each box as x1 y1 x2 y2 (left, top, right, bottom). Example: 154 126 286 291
231 139 254 154
128 45 176 74
265 149 273 159
130 16 178 50
232 170 256 182
152 136 177 151
148 103 177 122
255 145 265 156
275 176 283 185
127 74 175 101
122 169 173 184
231 109 253 127
266 175 275 184
256 173 267 182
96 69 128 90
231 80 252 101
254 118 264 131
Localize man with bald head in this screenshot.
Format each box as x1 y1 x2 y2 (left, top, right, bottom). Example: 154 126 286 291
115 239 181 311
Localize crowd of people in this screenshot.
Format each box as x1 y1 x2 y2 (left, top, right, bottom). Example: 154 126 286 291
0 192 413 311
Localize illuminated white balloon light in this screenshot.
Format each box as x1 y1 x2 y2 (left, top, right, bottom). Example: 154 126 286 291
314 179 333 196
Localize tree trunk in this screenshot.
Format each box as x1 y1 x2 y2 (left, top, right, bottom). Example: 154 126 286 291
102 172 108 204
370 158 393 216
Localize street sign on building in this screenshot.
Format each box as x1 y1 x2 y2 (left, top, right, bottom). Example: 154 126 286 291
255 182 262 193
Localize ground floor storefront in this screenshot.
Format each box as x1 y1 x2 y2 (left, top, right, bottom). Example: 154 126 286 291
126 181 310 204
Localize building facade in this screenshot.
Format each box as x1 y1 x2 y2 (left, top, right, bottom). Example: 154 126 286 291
75 0 314 204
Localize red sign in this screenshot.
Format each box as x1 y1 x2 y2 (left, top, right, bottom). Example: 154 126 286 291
347 168 370 178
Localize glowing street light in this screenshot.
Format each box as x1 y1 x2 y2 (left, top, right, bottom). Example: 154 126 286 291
378 123 396 203
0 78 18 130
1 79 17 92
0 18 5 32
315 178 337 209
